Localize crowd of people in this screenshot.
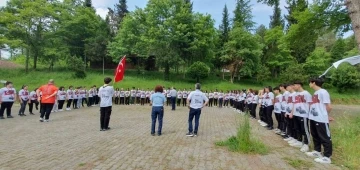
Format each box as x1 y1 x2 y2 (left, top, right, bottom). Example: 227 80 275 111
0 77 333 164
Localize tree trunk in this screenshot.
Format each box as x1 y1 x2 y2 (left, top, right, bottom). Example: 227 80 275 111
222 69 225 80
346 0 360 51
33 50 37 70
25 48 30 73
164 64 170 81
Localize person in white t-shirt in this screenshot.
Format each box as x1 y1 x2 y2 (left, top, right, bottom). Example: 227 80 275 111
140 89 146 106
306 77 333 164
273 87 283 134
218 90 224 108
284 83 297 142
28 88 39 115
186 83 209 137
182 89 188 107
130 87 136 105
0 81 16 119
98 77 115 131
290 81 312 152
136 88 141 105
264 86 275 130
18 85 30 116
250 90 259 119
125 88 130 105
66 86 74 111
279 84 290 136
177 90 182 106
120 88 125 105
146 88 151 104
57 86 67 111
87 87 94 107
208 91 214 107
114 88 120 105
213 90 218 107
224 91 230 107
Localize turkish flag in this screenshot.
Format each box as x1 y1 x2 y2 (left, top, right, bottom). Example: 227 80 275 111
114 56 126 82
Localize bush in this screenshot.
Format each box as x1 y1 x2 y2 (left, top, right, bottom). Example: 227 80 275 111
332 64 360 92
279 63 308 83
187 61 210 83
72 70 87 79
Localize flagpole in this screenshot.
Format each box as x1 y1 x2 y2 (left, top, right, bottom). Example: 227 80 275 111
319 65 334 78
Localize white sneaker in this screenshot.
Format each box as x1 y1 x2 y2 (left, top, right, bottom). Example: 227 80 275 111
288 139 298 144
261 123 268 127
274 128 280 132
300 144 309 152
314 157 331 164
59 109 63 112
44 119 49 122
306 151 322 158
284 137 293 141
281 132 286 136
39 118 44 122
290 141 303 148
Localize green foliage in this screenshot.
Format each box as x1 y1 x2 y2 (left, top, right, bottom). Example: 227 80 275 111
215 115 268 154
332 64 360 92
283 158 314 169
187 61 210 83
330 38 346 63
303 47 331 77
279 63 308 83
233 0 255 30
256 65 271 83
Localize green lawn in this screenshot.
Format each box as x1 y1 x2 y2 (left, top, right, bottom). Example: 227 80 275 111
1 68 359 104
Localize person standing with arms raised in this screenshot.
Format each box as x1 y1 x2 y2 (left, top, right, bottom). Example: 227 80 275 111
186 83 209 137
98 77 115 131
36 79 58 122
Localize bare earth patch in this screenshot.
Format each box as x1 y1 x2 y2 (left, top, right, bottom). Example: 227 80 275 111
0 60 22 69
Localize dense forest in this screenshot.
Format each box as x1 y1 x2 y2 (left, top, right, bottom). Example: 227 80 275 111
0 0 360 91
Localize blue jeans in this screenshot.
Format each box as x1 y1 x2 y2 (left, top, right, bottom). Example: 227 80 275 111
151 106 164 134
171 97 176 110
188 108 202 133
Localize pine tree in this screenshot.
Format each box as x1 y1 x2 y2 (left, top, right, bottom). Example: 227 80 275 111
233 0 255 30
269 0 284 28
219 5 230 46
116 0 129 24
84 0 92 8
284 0 308 29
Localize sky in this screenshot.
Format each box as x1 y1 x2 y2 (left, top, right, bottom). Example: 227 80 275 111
0 0 354 58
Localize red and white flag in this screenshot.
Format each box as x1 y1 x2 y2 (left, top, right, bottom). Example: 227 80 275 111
114 56 126 82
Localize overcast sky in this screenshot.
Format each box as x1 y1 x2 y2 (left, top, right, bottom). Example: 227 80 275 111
0 0 353 58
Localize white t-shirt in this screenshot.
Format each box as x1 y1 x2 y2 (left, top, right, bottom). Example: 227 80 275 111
214 92 218 99
263 92 274 106
218 93 223 99
0 87 16 102
293 90 312 118
309 89 331 123
57 90 66 100
30 91 37 101
88 89 94 97
98 85 114 107
187 90 209 109
131 90 136 97
177 92 182 99
73 90 79 99
209 93 214 99
67 89 73 100
274 94 283 114
141 91 146 98
252 95 258 104
125 91 130 97
286 92 296 114
182 92 188 98
281 91 290 112
18 89 29 101
120 91 125 97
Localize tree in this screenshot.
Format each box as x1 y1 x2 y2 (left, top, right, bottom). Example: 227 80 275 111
233 0 255 30
187 61 210 82
219 5 230 46
330 38 346 63
269 0 284 28
84 0 92 8
345 0 360 50
332 63 360 92
303 47 331 77
221 27 262 83
115 0 129 24
284 0 308 29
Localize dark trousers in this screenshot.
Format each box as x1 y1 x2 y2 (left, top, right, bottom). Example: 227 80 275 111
29 100 39 113
141 98 145 105
188 108 201 133
310 120 332 157
265 105 274 128
40 103 54 120
171 97 176 110
66 99 73 108
94 95 99 105
146 97 150 104
19 99 28 115
131 97 135 104
73 99 78 108
275 113 281 129
136 97 140 104
239 101 244 112
286 116 294 137
115 97 119 104
0 102 14 117
214 99 218 106
82 98 87 107
236 101 241 110
100 106 112 129
224 100 229 107
259 105 265 122
177 98 181 106
218 98 223 108
58 100 65 110
280 112 286 132
151 106 164 135
125 97 130 105
182 98 187 106
294 116 309 144
166 97 170 106
88 97 93 106
120 97 125 105
209 98 213 107
250 103 257 118
230 99 233 106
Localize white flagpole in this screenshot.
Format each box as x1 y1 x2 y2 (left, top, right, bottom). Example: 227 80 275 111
319 65 334 78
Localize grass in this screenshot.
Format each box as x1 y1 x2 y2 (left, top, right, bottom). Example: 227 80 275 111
215 115 269 155
283 158 314 169
331 112 360 169
0 68 359 104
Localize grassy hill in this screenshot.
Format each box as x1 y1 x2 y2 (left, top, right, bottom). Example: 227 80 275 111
0 68 359 104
